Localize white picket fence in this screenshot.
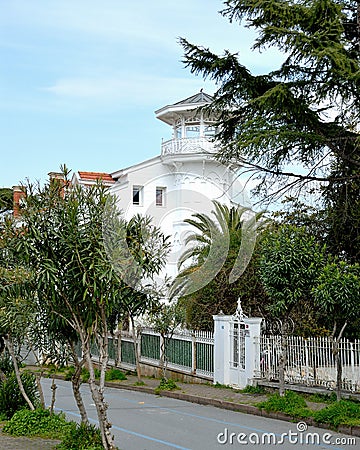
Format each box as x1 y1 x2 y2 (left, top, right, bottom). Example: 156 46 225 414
259 335 360 392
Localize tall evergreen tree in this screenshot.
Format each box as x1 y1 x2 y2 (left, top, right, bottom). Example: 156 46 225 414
180 0 360 260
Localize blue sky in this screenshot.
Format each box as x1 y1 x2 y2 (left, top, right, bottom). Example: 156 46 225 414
0 0 283 188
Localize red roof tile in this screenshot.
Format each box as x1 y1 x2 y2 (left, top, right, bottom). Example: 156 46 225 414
78 171 114 183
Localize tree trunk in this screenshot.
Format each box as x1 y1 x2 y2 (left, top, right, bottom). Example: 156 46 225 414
35 371 45 409
4 336 35 410
69 342 88 423
130 316 142 382
160 333 166 379
114 327 122 367
50 376 57 414
29 346 45 409
332 321 347 402
82 334 116 450
336 351 342 402
278 322 287 397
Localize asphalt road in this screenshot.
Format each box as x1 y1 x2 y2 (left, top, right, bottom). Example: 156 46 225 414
41 378 359 450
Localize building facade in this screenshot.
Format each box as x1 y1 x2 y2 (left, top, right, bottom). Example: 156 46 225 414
73 92 245 278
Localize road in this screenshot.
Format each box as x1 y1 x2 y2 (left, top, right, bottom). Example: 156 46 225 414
41 378 359 450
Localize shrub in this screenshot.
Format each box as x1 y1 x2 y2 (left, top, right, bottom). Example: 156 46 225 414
307 392 337 404
64 366 75 381
56 422 103 450
105 368 127 381
257 390 312 418
155 377 179 394
0 371 39 419
313 400 360 427
0 352 14 376
241 385 266 394
80 368 101 383
3 409 70 438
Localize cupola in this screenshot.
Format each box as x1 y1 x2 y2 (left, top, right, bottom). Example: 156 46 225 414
155 91 218 156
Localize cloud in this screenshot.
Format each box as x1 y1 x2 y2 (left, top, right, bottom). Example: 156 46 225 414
43 75 216 106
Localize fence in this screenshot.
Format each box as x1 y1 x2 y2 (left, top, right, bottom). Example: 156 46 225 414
77 326 360 393
260 335 360 392
88 328 214 379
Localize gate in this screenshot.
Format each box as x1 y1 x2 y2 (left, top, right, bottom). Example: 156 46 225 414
213 300 263 388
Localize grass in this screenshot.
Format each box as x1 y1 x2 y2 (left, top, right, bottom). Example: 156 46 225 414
241 385 266 394
3 409 71 439
257 390 312 418
2 408 120 450
154 378 180 394
257 390 360 427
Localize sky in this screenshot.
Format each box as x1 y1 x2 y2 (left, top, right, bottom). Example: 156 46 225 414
0 0 284 189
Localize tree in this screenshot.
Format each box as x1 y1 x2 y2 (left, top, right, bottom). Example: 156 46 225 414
172 201 266 330
180 0 360 258
259 225 326 395
0 188 13 216
104 214 170 381
149 300 186 379
313 261 360 400
0 265 37 411
18 174 122 450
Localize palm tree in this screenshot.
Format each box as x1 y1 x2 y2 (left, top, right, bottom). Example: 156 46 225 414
172 201 266 330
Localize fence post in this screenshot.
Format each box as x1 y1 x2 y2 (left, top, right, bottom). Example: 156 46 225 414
213 314 232 385
191 333 196 375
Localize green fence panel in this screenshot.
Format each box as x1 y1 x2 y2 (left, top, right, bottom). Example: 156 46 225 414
75 340 82 358
121 340 136 365
108 338 117 360
196 342 214 373
141 334 160 361
165 338 192 368
90 340 99 357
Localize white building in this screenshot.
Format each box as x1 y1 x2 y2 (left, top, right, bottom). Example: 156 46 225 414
73 92 246 278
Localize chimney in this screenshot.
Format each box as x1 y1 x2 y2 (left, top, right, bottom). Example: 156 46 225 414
48 172 66 198
12 185 26 218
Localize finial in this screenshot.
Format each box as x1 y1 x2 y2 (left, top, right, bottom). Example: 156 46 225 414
233 298 248 322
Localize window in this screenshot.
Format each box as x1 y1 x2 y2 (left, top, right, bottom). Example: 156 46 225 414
132 185 142 205
156 187 166 206
185 125 200 138
204 126 216 137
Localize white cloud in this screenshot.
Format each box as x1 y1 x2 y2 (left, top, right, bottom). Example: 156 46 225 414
43 75 216 106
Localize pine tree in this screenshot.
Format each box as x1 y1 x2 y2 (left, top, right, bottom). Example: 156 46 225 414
181 0 360 259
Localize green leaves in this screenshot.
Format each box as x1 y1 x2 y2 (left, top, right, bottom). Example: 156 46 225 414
313 261 360 320
181 0 360 211
259 225 326 318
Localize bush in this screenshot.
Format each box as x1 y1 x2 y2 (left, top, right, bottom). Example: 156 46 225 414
3 409 70 438
241 385 266 394
56 422 103 450
0 352 14 376
313 399 360 427
155 378 179 394
307 392 337 404
64 366 75 381
0 371 39 419
257 390 312 418
105 368 127 381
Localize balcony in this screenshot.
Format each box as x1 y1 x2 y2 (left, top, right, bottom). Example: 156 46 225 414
161 137 216 156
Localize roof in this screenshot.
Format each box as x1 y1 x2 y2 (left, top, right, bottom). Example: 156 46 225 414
155 91 215 125
77 171 115 183
173 91 213 106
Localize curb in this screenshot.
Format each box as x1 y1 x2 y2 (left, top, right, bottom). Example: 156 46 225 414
50 374 360 438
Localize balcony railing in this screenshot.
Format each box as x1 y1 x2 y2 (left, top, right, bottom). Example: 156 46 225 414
161 137 216 156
